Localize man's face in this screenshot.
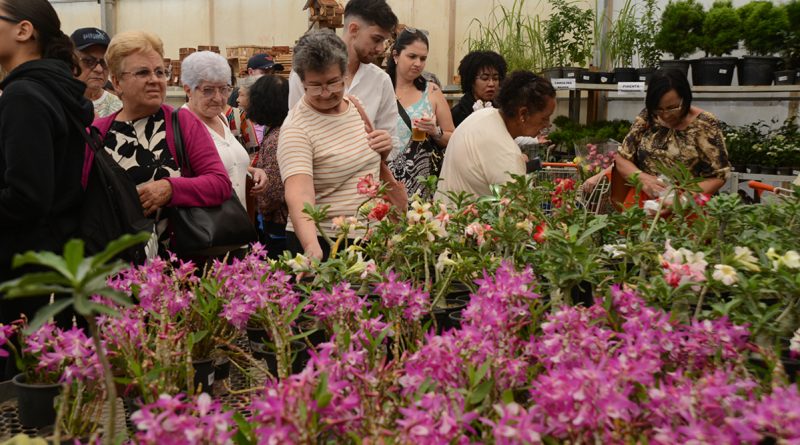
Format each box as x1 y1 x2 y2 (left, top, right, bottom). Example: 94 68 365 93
351 22 391 64
77 45 109 91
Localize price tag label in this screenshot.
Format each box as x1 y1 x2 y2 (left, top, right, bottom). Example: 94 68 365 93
617 82 645 93
551 78 576 90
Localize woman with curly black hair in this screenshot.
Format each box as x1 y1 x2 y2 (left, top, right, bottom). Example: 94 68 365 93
451 50 507 128
435 71 555 202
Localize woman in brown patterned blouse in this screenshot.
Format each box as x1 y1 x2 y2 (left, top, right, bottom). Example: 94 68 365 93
584 69 731 203
244 74 290 258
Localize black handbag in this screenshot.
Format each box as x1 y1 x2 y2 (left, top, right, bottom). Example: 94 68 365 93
168 110 256 257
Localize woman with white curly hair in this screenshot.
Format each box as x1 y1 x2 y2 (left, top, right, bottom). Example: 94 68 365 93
182 51 267 205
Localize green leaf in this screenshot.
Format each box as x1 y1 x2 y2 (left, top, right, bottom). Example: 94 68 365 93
2 284 73 300
501 389 515 404
286 300 310 324
288 329 319 342
473 360 491 385
24 298 75 333
93 288 133 308
89 232 151 269
469 379 493 405
63 239 85 275
11 251 73 280
231 412 253 445
191 330 209 346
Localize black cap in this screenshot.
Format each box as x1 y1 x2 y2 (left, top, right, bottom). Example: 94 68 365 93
70 27 111 51
247 53 284 72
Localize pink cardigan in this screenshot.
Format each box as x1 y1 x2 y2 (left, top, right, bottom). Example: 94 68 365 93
81 104 231 207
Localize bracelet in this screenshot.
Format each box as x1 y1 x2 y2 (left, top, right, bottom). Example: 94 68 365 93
432 126 443 140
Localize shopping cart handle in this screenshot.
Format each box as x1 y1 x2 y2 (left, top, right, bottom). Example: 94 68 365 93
542 162 578 168
747 181 776 192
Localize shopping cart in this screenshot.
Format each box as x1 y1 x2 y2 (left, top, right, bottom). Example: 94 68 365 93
534 162 612 215
747 180 795 203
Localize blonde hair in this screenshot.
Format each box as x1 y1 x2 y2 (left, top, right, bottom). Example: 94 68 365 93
106 31 164 77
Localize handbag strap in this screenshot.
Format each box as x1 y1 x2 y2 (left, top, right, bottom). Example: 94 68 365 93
171 109 189 173
396 100 413 131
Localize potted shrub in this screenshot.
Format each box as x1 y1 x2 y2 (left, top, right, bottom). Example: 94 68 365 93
635 0 661 82
606 0 638 82
654 0 704 75
693 1 740 86
543 0 595 79
737 1 789 85
775 0 800 85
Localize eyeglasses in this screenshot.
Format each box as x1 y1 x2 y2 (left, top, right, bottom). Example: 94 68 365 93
402 26 430 37
197 85 232 98
0 15 20 24
79 56 108 70
120 67 170 81
304 80 345 97
655 101 683 116
477 73 500 83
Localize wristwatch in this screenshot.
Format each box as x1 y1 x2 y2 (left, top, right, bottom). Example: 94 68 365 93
433 126 443 140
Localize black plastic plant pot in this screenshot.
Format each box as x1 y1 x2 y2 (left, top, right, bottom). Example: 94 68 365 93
659 59 690 76
570 281 594 307
246 325 269 346
542 67 564 80
774 70 796 85
597 72 615 84
691 57 737 86
747 164 762 174
613 67 638 83
796 69 800 85
252 341 309 376
430 297 468 334
760 166 777 175
12 374 60 429
636 67 657 83
213 356 231 381
737 56 779 86
777 166 795 176
562 67 586 80
192 358 215 393
578 71 600 83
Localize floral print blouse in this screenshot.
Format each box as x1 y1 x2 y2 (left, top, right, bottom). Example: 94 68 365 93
618 109 731 180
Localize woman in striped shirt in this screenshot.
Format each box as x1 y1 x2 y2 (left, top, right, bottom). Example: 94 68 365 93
278 30 390 260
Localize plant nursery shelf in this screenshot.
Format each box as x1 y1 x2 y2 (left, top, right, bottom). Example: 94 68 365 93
569 84 800 123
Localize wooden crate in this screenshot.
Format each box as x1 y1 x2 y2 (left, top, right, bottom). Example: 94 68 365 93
170 60 182 86
225 45 270 59
178 47 196 61
197 45 220 53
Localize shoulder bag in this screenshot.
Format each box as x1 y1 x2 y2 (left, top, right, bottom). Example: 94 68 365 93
168 110 257 257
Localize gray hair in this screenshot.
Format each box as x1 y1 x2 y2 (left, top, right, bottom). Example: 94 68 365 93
292 30 348 81
181 51 231 89
238 74 260 93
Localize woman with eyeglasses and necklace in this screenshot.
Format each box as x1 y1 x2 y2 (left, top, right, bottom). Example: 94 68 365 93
88 31 231 255
387 27 455 199
583 69 730 206
70 27 121 118
278 30 388 261
181 51 267 207
0 0 95 325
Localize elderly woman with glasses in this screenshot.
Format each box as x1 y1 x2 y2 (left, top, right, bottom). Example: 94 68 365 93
88 31 231 253
278 30 386 261
583 69 730 205
181 51 267 206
